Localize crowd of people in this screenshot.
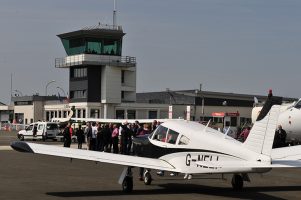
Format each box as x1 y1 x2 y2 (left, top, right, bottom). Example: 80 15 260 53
62 120 159 154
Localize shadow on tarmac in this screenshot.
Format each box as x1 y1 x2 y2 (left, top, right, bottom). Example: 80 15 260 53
46 183 301 200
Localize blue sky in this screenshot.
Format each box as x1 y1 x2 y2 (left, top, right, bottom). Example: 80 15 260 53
1 0 301 104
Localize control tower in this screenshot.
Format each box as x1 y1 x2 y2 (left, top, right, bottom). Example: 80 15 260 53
55 23 137 118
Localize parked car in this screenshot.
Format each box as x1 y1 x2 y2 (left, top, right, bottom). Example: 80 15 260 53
17 122 59 141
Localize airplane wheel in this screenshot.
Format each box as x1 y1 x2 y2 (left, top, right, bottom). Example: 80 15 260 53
19 135 24 141
231 174 243 190
122 176 133 193
144 172 152 185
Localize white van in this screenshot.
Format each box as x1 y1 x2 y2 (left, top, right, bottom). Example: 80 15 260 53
17 122 59 141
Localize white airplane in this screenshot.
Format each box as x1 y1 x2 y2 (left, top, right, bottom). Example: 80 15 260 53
252 98 301 144
10 103 301 193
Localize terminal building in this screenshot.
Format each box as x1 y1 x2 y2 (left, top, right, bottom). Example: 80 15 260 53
0 23 297 128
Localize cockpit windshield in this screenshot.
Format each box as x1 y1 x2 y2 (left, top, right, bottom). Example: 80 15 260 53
152 125 180 145
166 129 180 144
152 125 168 142
295 100 301 109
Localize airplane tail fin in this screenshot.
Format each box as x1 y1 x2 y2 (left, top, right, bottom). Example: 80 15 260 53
243 105 281 156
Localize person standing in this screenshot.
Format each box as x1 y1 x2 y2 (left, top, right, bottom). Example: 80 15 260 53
103 124 112 152
85 122 92 150
112 124 119 154
91 122 98 151
76 125 84 149
273 125 287 148
63 122 72 148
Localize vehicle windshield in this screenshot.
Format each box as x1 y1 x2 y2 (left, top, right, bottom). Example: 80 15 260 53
47 124 58 130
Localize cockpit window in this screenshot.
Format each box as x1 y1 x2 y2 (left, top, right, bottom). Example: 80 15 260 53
178 135 190 145
152 125 168 142
166 129 179 144
295 100 301 109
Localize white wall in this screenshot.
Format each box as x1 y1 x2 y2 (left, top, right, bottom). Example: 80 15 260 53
101 66 122 104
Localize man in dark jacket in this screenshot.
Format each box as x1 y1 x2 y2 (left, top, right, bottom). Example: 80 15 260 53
273 125 287 148
76 125 84 149
63 122 72 148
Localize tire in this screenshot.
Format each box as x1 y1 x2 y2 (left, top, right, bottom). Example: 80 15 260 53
231 174 243 190
144 172 152 185
122 176 133 193
19 135 24 141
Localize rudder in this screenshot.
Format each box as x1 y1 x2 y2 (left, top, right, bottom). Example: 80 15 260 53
243 105 281 156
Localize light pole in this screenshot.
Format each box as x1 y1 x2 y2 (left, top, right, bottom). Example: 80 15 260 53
13 90 23 96
56 86 66 97
45 80 56 96
194 89 199 121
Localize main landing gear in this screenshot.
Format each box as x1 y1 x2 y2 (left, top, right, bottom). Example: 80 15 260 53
231 173 250 190
119 167 133 193
119 167 154 193
143 170 152 185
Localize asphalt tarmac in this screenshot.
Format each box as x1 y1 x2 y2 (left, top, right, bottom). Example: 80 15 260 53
1 131 301 200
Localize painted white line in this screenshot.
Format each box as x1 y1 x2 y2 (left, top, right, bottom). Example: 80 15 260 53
0 146 12 151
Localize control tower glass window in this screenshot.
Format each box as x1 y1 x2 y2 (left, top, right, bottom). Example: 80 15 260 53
85 38 102 54
61 38 122 56
62 38 85 56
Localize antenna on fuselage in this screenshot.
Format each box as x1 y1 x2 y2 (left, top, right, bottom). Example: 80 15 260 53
224 127 231 138
204 119 211 132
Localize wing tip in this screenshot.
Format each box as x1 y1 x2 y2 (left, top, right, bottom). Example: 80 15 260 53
10 141 34 153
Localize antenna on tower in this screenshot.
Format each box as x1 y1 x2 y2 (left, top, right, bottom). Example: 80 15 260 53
113 0 117 27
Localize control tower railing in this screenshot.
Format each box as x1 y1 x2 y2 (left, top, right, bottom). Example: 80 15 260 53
55 54 136 68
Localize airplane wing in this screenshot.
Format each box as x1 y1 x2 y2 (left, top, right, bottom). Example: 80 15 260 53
10 141 177 172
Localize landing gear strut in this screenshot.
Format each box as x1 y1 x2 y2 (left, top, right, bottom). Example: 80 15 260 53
231 174 243 190
119 167 133 193
143 170 152 185
122 176 133 193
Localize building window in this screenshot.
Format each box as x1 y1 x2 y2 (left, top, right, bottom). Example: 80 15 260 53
77 110 81 118
70 90 87 99
30 118 33 123
46 111 50 121
25 119 28 125
121 70 125 83
148 111 157 119
71 68 87 78
90 109 100 118
58 111 61 118
121 91 125 99
116 110 125 119
127 110 136 119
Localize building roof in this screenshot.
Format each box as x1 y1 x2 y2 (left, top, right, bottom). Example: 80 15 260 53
11 95 66 102
136 90 297 107
57 24 125 40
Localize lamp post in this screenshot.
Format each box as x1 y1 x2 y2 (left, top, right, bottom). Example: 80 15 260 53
45 80 56 96
13 90 23 96
194 89 199 121
56 86 66 97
